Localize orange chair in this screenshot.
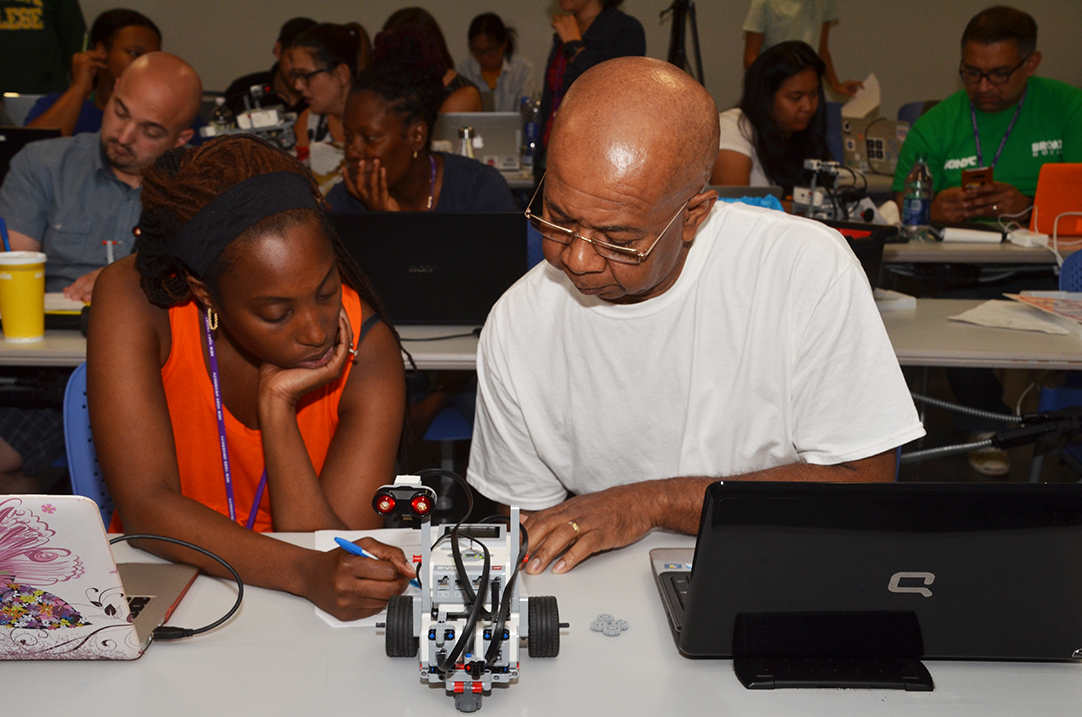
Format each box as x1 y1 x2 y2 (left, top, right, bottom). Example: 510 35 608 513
1030 163 1082 237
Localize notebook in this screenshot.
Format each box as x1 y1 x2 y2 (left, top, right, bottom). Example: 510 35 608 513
330 212 527 326
0 126 61 185
431 112 522 171
0 494 198 660
651 482 1082 689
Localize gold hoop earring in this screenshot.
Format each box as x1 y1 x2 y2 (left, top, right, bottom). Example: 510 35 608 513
207 308 219 332
413 149 418 159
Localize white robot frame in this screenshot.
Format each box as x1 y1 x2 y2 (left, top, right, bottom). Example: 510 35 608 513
378 475 560 713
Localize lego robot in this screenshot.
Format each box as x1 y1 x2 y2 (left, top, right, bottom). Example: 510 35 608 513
373 474 561 712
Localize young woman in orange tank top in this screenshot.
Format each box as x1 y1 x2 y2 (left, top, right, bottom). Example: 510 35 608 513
87 135 415 621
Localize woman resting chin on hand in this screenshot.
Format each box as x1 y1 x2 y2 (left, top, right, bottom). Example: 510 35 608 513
87 135 414 621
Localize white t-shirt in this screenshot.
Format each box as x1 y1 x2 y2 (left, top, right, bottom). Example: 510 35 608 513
467 202 925 510
718 107 771 187
743 0 839 52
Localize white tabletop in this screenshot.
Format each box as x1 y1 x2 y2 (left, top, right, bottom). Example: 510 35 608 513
8 300 1082 372
881 298 1082 370
12 530 1081 716
883 240 1060 264
0 326 478 371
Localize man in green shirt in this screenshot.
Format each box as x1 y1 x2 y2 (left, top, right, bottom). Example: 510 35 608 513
892 6 1082 223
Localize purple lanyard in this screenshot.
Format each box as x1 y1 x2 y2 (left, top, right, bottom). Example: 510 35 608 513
204 310 266 530
970 88 1026 169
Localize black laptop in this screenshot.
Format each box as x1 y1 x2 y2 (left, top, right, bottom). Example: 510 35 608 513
651 482 1082 691
330 212 527 325
0 126 61 185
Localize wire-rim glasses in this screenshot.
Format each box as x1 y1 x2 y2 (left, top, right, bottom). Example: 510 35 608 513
525 173 689 265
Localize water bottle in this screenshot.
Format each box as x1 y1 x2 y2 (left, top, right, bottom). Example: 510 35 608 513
902 153 933 242
520 96 539 169
458 126 475 160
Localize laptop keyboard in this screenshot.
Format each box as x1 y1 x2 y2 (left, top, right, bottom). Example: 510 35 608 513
126 596 152 619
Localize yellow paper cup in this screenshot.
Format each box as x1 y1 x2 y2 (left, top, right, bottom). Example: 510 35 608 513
0 251 47 342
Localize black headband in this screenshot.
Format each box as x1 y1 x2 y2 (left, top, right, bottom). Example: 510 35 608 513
173 171 320 277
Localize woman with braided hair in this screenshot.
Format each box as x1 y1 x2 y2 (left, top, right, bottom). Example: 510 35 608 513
87 135 414 620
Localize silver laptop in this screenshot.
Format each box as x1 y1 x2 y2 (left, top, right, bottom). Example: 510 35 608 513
652 482 1082 689
432 112 522 171
841 116 909 175
0 494 198 659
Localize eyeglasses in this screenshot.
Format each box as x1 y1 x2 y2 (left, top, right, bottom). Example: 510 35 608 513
288 67 330 86
525 173 689 265
958 53 1031 86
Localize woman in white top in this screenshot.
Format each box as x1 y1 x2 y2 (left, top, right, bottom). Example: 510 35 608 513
290 23 372 196
458 13 534 112
711 41 832 194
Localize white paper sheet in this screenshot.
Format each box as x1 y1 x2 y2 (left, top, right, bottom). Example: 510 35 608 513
842 73 880 118
949 299 1070 334
313 528 423 628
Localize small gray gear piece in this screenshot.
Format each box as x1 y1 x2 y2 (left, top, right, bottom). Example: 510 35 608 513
603 623 622 637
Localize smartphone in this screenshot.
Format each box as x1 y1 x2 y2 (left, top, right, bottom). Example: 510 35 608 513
962 166 993 189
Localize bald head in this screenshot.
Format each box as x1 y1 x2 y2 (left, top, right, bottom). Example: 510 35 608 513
101 53 203 183
117 52 203 129
549 57 719 204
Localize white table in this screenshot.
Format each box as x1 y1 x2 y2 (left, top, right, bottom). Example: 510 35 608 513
12 530 1081 716
883 240 1061 265
9 301 1082 373
881 298 1082 370
0 326 477 371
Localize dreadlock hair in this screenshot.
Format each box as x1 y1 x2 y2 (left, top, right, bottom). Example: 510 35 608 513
135 134 415 457
135 135 395 335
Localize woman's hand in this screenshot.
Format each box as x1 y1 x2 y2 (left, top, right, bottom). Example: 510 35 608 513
342 158 401 212
258 308 354 408
552 14 583 44
303 537 416 621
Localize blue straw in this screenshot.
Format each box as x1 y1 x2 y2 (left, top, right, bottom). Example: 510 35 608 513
0 218 10 252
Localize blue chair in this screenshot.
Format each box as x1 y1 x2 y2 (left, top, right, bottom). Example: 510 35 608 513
526 219 544 270
1029 251 1082 481
897 102 925 127
825 101 844 164
423 406 473 473
62 363 113 527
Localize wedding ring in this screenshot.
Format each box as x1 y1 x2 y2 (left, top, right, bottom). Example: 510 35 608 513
568 521 580 538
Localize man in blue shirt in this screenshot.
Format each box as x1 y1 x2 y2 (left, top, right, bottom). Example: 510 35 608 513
0 52 201 495
0 51 202 302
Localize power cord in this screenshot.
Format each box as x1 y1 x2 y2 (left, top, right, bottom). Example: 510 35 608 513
109 533 244 640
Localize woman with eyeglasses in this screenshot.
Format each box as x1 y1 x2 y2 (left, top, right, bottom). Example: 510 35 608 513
710 41 831 195
289 22 373 196
458 13 534 113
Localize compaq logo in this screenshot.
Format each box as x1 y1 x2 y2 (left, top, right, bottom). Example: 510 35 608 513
408 265 436 274
888 571 935 597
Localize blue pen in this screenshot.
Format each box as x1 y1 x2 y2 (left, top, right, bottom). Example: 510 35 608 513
0 217 10 252
335 536 420 587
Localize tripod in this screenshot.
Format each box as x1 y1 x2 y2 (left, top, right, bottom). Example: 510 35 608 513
661 0 704 84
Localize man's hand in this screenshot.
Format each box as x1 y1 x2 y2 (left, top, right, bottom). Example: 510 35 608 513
931 182 1030 223
62 268 102 303
522 482 668 575
70 48 108 94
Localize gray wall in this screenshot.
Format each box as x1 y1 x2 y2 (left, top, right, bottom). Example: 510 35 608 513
80 0 1082 119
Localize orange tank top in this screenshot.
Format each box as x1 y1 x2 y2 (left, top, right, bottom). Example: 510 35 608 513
158 286 365 532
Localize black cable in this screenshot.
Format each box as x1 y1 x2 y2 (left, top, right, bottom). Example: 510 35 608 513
480 518 529 667
437 528 491 676
109 534 244 640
